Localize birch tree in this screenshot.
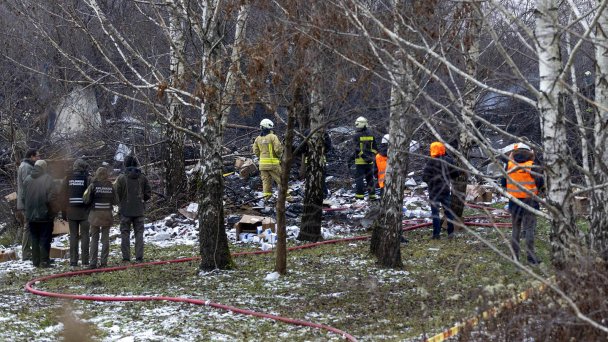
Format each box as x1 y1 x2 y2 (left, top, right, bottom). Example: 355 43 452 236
8 0 260 270
449 1 482 222
164 1 187 208
590 1 608 261
535 0 578 266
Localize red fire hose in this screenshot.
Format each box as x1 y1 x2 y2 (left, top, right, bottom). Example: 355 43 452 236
25 203 510 341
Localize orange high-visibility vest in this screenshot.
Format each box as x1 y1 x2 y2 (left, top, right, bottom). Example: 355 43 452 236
376 154 388 188
506 160 538 198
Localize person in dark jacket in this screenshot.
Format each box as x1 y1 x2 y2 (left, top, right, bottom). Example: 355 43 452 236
84 167 116 269
20 160 57 268
63 158 92 267
351 116 378 200
17 148 39 261
500 143 544 265
422 141 459 239
114 155 151 263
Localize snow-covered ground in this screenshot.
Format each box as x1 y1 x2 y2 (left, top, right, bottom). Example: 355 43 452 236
0 181 506 341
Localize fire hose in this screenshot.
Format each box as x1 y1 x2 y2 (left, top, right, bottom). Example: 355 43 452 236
25 204 510 341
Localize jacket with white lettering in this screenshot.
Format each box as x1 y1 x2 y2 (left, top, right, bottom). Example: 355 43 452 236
85 179 116 227
63 167 92 221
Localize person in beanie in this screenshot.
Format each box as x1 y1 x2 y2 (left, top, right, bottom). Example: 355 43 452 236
253 119 283 200
351 116 378 201
63 158 92 267
114 155 151 263
84 167 116 269
17 148 39 261
422 141 459 239
501 143 544 265
20 159 57 268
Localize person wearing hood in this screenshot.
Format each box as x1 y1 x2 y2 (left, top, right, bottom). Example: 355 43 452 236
20 160 57 268
500 143 544 265
422 141 459 240
351 116 378 200
83 167 116 269
375 134 389 197
63 158 92 267
114 155 151 263
253 119 283 200
17 148 40 261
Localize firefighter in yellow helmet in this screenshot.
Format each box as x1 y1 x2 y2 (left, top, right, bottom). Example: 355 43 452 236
500 142 544 265
253 119 283 199
351 116 378 200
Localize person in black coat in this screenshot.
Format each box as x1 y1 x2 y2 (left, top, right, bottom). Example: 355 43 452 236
422 141 459 239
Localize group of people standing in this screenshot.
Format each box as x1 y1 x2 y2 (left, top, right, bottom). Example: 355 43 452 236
251 116 544 265
16 151 151 269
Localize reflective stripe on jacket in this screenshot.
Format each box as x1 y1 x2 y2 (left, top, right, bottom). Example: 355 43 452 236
68 173 88 206
506 160 538 199
92 181 115 211
376 154 387 188
355 136 377 165
253 132 283 170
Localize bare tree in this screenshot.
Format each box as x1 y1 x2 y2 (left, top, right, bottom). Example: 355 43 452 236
590 0 608 261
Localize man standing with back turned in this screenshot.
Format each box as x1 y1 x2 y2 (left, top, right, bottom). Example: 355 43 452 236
17 148 39 261
114 155 151 263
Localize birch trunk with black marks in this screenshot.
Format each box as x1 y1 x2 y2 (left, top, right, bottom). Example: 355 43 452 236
199 1 249 271
451 2 481 223
164 1 186 207
369 55 412 267
536 0 578 267
298 80 325 242
276 109 296 275
590 2 608 261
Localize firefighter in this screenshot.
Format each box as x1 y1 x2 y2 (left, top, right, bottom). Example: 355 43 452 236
351 116 378 200
375 134 389 197
501 143 543 265
253 119 283 200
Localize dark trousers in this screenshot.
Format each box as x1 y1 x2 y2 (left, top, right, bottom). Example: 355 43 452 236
120 216 145 261
430 193 454 237
511 207 538 263
355 164 375 199
90 225 110 267
69 219 90 265
29 221 53 267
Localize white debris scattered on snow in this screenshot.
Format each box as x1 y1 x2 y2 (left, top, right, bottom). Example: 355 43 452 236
264 272 280 281
186 202 198 213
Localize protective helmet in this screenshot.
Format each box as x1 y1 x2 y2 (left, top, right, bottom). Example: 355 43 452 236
430 141 446 158
513 142 530 151
382 134 390 144
355 116 368 129
260 119 274 129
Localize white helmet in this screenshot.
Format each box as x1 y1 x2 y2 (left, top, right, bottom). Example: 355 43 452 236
260 119 274 129
355 116 368 129
381 134 390 144
513 142 530 151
